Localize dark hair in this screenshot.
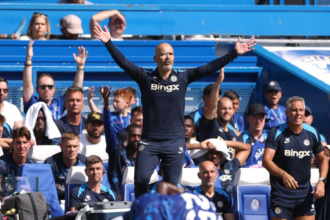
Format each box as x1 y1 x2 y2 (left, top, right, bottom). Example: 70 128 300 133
131 106 142 117
13 127 31 141
65 86 84 99
125 87 137 98
85 155 103 168
0 114 5 124
109 12 126 23
223 90 240 100
61 132 80 143
184 115 194 123
126 124 141 134
0 77 8 85
37 74 55 86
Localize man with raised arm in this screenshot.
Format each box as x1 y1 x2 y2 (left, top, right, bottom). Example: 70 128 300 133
263 96 328 220
23 41 88 121
94 24 256 198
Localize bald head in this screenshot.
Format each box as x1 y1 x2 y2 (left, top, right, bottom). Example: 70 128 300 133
153 43 175 72
198 161 218 187
217 97 234 123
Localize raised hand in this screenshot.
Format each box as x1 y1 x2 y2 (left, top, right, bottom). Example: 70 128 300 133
73 46 88 67
94 24 111 43
27 40 34 59
100 85 112 109
219 67 225 83
88 86 95 101
235 37 256 55
200 140 216 150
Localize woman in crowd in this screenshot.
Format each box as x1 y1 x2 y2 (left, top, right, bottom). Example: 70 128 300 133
12 12 50 40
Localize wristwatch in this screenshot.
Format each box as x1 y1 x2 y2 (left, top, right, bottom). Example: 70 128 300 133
319 177 327 184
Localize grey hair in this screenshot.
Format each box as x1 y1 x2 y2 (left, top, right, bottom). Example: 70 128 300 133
286 96 305 109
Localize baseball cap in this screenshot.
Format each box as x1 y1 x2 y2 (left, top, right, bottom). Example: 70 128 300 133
305 105 312 116
203 84 222 97
60 14 83 34
265 81 281 92
247 103 266 116
87 112 103 123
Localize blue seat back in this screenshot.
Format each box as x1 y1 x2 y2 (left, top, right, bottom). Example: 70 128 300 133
17 164 64 217
233 185 271 220
120 183 135 202
64 183 80 213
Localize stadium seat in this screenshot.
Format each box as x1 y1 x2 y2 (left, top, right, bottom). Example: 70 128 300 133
120 167 160 202
179 168 201 189
27 145 61 163
233 168 271 220
81 144 108 161
17 164 64 217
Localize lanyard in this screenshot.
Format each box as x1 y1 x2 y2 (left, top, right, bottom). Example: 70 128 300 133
270 108 284 124
65 116 83 135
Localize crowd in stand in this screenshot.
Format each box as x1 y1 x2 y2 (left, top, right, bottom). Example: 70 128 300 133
0 32 329 218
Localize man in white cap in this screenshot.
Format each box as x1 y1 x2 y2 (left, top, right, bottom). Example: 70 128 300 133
60 14 84 40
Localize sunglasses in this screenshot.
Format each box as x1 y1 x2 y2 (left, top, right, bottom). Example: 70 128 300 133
39 85 54 90
0 88 8 93
33 12 48 18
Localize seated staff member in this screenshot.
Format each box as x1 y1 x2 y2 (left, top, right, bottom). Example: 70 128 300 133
193 161 233 220
223 90 244 134
237 103 267 168
70 155 117 211
44 132 86 200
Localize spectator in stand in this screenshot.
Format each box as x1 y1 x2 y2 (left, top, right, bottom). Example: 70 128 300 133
116 106 143 144
70 155 116 211
79 112 106 153
263 81 286 133
58 0 93 4
188 68 224 125
125 87 137 113
196 71 238 158
223 90 244 134
0 77 23 130
0 115 11 139
193 161 233 220
56 87 87 135
23 102 62 145
237 103 267 168
12 12 51 40
44 132 86 200
90 10 126 41
0 127 36 188
101 86 141 199
23 41 88 121
59 14 83 40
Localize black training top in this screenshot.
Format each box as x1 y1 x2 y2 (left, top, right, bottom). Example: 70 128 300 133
105 40 238 139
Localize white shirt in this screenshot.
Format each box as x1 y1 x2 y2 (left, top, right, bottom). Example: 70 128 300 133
79 133 106 153
1 101 23 130
19 35 46 40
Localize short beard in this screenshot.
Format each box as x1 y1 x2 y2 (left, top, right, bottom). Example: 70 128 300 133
206 182 214 187
162 64 173 71
87 131 101 139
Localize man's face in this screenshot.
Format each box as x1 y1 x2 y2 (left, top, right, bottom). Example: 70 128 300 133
61 138 80 161
86 121 104 139
0 123 3 137
63 28 79 40
34 110 46 133
65 91 84 115
217 100 234 123
264 90 282 106
130 112 143 128
286 101 305 126
198 163 218 187
184 118 194 140
127 128 142 150
13 136 31 158
36 76 56 102
303 112 313 125
154 43 175 71
0 82 8 103
232 99 240 114
206 149 223 167
113 95 127 113
247 114 266 132
108 17 126 38
85 162 103 184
